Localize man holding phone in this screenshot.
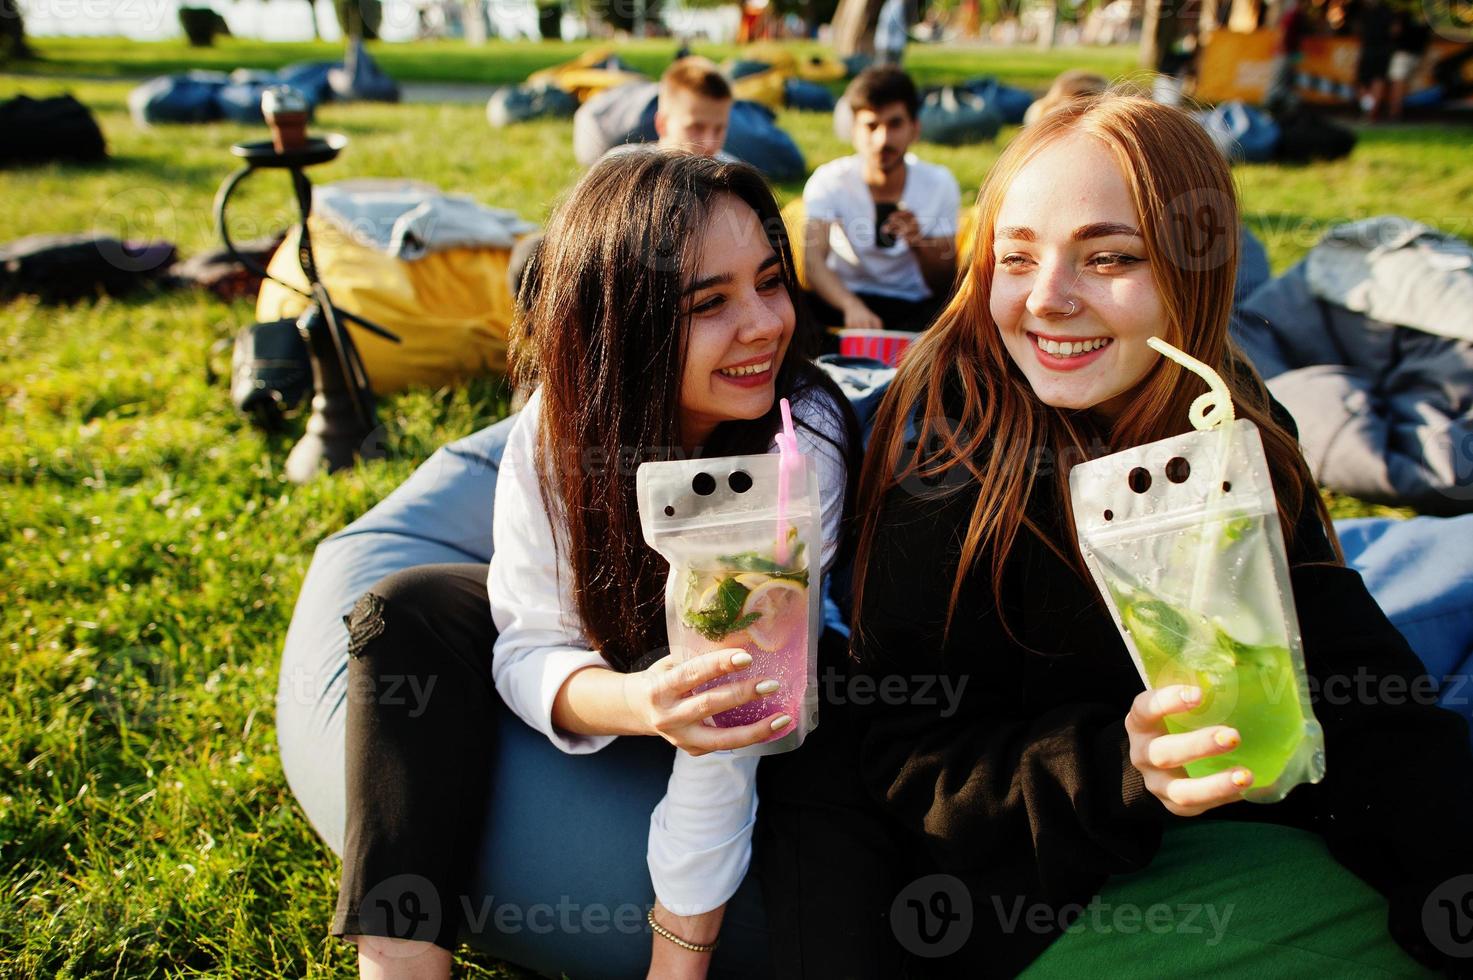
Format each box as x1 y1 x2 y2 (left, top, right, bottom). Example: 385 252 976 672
803 67 960 334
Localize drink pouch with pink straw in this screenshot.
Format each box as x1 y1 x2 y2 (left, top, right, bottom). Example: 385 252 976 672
636 399 823 756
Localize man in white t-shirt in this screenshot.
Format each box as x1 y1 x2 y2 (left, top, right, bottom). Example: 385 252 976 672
803 67 960 335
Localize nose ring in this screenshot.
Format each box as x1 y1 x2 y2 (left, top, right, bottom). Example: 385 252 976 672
1063 300 1078 317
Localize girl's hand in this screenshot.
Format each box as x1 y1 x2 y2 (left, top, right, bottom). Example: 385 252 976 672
625 649 789 756
1125 684 1255 817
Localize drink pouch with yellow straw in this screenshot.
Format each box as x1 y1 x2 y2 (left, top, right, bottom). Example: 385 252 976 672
636 399 822 756
1069 338 1326 802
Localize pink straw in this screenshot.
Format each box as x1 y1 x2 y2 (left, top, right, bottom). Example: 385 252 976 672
775 398 800 565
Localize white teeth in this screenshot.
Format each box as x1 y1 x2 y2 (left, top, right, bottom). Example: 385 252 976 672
1037 336 1111 358
718 359 772 377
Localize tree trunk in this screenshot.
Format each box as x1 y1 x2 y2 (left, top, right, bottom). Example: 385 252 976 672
463 0 487 43
831 0 885 55
1 0 29 59
306 0 321 40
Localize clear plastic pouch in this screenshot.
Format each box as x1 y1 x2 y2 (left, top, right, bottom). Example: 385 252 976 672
636 408 822 756
1068 340 1326 802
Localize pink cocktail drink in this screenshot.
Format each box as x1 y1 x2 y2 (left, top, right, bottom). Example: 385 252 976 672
675 567 810 742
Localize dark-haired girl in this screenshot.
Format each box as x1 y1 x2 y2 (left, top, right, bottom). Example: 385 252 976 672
333 150 859 979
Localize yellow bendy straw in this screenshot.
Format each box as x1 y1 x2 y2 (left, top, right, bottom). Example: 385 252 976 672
1146 337 1235 608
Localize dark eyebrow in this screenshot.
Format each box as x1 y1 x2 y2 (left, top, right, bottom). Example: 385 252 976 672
683 253 782 296
1072 222 1142 241
994 223 1142 244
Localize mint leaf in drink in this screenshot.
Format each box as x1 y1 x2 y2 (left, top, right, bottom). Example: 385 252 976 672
682 575 763 641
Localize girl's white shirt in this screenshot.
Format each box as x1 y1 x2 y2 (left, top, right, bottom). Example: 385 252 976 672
487 385 849 915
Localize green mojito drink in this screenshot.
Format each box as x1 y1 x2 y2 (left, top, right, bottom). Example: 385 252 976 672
1120 598 1308 788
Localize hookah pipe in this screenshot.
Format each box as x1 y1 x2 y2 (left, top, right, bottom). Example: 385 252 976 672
214 89 401 483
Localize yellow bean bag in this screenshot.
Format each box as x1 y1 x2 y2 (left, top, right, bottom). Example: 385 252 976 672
255 219 516 395
528 47 649 103
731 67 787 111
739 45 847 83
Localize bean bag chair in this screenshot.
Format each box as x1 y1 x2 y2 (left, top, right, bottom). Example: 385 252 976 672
128 70 227 126
1194 100 1280 163
218 70 312 124
1271 105 1356 163
276 417 772 979
0 94 106 166
723 101 806 182
328 38 400 103
958 76 1034 125
572 81 659 166
918 85 1003 145
731 66 787 110
527 46 647 103
255 218 516 393
793 51 847 84
784 78 836 112
726 58 776 80
0 233 176 302
486 82 579 127
277 61 337 106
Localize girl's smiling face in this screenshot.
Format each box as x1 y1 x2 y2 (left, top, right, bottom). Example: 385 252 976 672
989 132 1165 420
678 193 796 450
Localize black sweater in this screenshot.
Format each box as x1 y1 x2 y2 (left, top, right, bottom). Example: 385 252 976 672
849 427 1473 974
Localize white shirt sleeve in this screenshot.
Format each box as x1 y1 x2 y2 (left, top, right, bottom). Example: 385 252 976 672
923 165 963 241
802 160 844 224
488 389 617 756
646 388 853 915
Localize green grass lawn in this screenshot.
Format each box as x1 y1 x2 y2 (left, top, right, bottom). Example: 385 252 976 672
1 39 1465 977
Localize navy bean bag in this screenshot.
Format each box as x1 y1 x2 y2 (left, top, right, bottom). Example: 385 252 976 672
278 359 1473 977
486 82 579 128
277 61 338 106
217 70 313 124
958 75 1034 125
784 78 837 112
128 70 228 127
1195 100 1281 164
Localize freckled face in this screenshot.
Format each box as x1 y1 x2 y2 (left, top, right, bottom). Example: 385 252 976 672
989 133 1166 418
678 193 796 449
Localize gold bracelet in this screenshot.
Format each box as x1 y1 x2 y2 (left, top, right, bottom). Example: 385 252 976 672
647 907 719 953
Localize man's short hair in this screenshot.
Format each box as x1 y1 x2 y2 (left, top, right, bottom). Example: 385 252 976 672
659 57 733 105
844 66 920 120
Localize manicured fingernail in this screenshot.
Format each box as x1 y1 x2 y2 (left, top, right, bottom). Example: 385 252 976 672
1231 768 1253 788
1214 729 1240 749
770 714 792 731
1182 686 1202 704
755 679 780 695
731 652 753 668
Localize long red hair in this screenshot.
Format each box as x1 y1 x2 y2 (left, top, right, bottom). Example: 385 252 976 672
851 91 1341 643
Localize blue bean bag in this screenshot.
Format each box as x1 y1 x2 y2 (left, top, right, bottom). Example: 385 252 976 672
217 70 313 124
1194 100 1281 164
784 78 837 112
277 61 338 106
958 75 1034 125
486 82 579 127
278 364 1473 978
128 70 228 127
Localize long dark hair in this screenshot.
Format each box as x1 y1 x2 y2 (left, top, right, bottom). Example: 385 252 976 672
512 150 860 673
